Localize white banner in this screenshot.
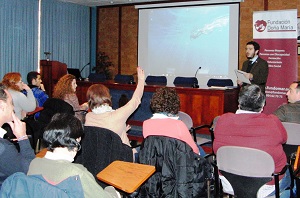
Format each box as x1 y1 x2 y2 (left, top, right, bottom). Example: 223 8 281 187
253 9 297 114
253 9 297 39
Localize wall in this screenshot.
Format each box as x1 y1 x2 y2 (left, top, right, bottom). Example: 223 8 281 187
97 0 300 80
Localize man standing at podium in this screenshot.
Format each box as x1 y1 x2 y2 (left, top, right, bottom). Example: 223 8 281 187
238 41 269 93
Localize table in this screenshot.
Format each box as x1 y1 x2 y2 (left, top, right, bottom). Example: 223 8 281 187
76 81 239 126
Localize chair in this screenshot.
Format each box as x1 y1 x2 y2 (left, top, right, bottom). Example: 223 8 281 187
27 98 75 152
88 73 106 82
178 111 211 146
178 111 193 129
216 146 289 198
145 75 167 85
191 116 220 152
207 79 233 87
138 135 212 198
1 172 84 197
74 126 133 187
173 76 198 88
282 122 300 162
114 74 135 84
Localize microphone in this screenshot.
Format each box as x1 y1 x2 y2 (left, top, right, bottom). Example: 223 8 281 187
192 67 201 88
80 62 90 73
194 66 201 77
44 52 51 61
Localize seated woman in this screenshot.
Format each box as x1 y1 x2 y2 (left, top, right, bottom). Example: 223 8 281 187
143 87 204 156
2 72 36 120
85 67 145 161
52 74 88 122
27 113 120 198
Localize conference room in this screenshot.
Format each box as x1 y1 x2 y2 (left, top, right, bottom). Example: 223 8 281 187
1 0 300 197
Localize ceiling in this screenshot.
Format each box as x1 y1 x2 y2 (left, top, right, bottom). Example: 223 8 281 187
59 0 170 7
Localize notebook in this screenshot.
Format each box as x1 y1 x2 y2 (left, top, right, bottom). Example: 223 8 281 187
67 68 82 80
234 69 251 84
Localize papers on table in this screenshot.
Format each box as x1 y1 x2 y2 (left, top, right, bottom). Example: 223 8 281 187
235 69 251 84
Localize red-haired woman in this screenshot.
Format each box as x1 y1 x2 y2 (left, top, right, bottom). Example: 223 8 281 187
52 74 88 122
2 72 36 119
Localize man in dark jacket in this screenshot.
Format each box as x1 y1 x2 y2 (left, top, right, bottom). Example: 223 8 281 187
238 41 269 93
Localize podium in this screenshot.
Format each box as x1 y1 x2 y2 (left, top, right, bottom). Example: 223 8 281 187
40 60 67 97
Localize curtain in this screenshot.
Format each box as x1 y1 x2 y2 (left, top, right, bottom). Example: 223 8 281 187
0 0 38 80
41 0 90 78
0 0 90 80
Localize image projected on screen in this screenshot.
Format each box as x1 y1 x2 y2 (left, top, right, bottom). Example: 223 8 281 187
138 3 239 86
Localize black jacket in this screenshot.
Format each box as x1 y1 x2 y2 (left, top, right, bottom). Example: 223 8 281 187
75 126 133 187
138 136 212 198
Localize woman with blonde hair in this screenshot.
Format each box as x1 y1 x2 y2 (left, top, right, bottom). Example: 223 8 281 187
52 74 88 122
2 72 36 119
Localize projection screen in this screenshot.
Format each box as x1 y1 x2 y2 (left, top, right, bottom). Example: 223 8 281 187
137 2 240 86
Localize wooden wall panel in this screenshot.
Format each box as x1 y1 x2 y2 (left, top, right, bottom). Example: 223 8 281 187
98 7 120 78
121 6 138 77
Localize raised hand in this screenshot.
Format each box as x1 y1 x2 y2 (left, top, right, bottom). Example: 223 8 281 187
137 66 145 81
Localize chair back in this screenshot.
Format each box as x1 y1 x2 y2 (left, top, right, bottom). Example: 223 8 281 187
173 77 198 87
178 111 193 130
139 135 212 198
88 73 106 82
38 98 74 126
283 122 300 145
114 74 134 84
207 79 233 87
145 75 167 85
74 126 133 187
1 172 84 198
217 146 274 198
282 122 300 160
217 146 275 177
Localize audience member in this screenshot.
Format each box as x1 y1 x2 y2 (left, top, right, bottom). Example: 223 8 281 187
0 83 35 187
2 72 36 119
213 84 289 197
273 81 300 123
52 74 88 122
238 41 269 93
27 71 49 109
27 113 120 198
85 67 145 161
143 87 205 156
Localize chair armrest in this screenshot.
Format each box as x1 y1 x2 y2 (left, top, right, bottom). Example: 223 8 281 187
190 124 211 142
272 164 291 198
191 124 211 131
27 107 44 116
74 110 88 114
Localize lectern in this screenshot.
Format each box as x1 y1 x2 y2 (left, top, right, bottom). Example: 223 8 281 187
40 60 67 97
